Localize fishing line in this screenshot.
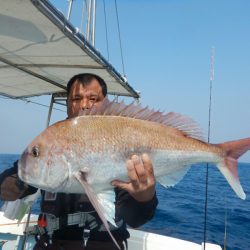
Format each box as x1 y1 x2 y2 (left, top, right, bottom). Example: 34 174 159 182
203 47 215 250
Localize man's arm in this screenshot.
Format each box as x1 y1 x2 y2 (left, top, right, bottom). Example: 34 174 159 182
0 161 37 201
113 154 158 227
115 187 158 228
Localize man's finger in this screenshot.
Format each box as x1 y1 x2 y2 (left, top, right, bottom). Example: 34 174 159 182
111 180 131 192
131 155 147 183
142 153 155 182
126 159 140 188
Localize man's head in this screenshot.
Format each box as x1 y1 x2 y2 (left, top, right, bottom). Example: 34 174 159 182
67 73 107 118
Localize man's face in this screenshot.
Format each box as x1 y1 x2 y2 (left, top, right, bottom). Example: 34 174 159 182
67 78 105 118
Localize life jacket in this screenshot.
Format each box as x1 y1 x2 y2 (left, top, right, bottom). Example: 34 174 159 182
38 191 129 242
41 191 95 217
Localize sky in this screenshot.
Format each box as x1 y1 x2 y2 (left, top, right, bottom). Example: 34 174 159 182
0 0 250 162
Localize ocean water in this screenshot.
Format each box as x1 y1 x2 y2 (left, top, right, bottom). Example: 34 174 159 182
0 154 249 250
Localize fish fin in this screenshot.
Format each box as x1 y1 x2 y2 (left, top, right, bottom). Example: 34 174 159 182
77 98 204 141
157 166 190 188
163 112 204 141
217 160 245 199
216 138 250 200
217 137 250 160
97 191 116 227
74 171 121 250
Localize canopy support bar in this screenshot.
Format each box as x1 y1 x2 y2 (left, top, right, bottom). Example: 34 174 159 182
0 57 67 91
46 94 55 127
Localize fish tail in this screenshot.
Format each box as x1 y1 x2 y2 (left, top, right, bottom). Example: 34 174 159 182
216 137 250 200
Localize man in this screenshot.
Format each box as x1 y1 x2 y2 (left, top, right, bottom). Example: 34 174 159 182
0 73 158 249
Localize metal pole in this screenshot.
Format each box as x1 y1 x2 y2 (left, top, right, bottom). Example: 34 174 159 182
92 0 96 46
20 206 33 250
80 0 86 33
67 0 74 20
86 0 92 41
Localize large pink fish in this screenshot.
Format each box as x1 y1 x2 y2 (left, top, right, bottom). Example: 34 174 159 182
18 99 250 248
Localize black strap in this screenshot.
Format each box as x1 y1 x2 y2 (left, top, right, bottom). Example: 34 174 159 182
59 215 68 229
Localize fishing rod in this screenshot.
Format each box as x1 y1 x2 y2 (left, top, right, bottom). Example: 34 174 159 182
203 46 215 250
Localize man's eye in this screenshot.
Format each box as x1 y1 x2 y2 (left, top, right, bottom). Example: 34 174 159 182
88 96 98 102
71 97 81 101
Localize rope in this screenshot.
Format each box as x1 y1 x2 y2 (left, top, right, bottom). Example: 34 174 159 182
114 0 126 77
103 0 110 61
0 96 65 113
0 221 37 227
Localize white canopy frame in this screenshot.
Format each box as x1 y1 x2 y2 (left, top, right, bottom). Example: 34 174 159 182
0 0 139 99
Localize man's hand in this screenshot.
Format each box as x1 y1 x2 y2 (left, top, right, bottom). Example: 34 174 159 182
112 154 156 202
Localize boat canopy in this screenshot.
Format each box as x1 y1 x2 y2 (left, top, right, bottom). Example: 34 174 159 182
0 0 139 99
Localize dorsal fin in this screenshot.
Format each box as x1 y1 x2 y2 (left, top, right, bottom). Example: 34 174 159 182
79 98 204 141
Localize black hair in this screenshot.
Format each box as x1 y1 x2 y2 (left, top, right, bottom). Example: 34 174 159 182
66 73 107 97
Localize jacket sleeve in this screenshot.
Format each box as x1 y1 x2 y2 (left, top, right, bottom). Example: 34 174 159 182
115 187 158 228
0 161 37 201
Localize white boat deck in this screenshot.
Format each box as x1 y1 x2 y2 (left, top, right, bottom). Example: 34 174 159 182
0 212 222 250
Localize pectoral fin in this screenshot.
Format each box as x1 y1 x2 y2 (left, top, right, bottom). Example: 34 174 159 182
96 190 116 227
157 166 190 188
74 171 120 250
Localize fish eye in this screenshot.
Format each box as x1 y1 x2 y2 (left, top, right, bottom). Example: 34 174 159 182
31 146 39 157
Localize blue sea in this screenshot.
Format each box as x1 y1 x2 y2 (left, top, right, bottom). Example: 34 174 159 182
0 154 249 250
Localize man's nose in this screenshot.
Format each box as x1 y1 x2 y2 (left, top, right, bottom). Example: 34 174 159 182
80 99 92 110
